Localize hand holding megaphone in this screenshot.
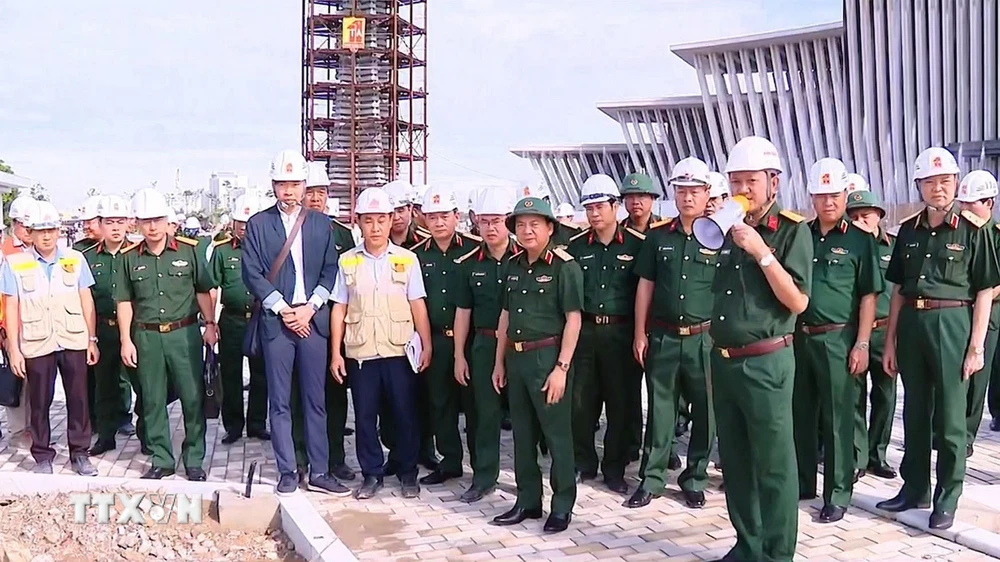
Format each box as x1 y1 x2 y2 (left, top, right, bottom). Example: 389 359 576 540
693 195 751 250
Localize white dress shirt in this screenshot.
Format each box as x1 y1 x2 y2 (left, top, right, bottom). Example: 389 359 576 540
269 204 325 313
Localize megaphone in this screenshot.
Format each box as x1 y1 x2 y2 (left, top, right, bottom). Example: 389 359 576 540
693 195 751 250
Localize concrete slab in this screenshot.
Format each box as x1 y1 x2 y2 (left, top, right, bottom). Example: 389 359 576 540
217 490 280 532
279 493 357 562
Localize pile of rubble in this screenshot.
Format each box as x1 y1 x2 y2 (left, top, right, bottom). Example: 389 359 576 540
0 492 304 562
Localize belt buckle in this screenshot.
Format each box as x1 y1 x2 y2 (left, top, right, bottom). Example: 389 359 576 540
444 329 454 337
245 312 252 319
108 319 117 327
678 326 691 336
513 341 524 352
720 348 730 358
915 298 927 310
595 315 607 325
158 323 171 333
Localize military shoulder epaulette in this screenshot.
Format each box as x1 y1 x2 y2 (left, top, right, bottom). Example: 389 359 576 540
552 247 575 262
994 223 1000 232
569 228 591 242
898 210 922 226
408 239 425 251
175 236 198 246
415 226 431 237
850 220 875 234
509 249 524 261
779 210 805 223
961 209 988 229
80 242 100 253
649 218 674 229
461 231 482 242
122 242 141 254
212 236 233 247
625 227 646 241
560 220 581 231
454 247 479 264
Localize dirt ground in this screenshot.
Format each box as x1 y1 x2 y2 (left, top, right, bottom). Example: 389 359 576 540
0 491 304 562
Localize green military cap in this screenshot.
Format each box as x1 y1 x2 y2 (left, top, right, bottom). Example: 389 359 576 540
619 173 661 198
846 189 886 217
506 197 556 230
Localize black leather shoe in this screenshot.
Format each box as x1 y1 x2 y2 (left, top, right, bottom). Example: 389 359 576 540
355 476 384 500
400 476 420 499
819 505 846 523
967 443 974 458
186 467 207 481
419 470 462 485
991 417 1000 432
332 463 356 481
929 510 955 530
624 489 654 508
221 432 241 445
674 420 689 437
867 462 897 479
605 478 628 495
117 422 136 437
854 469 865 483
383 460 399 476
876 493 930 512
460 485 494 503
667 453 682 470
419 456 440 471
683 490 706 509
89 439 116 456
491 506 543 526
247 429 271 441
543 512 571 533
141 467 175 480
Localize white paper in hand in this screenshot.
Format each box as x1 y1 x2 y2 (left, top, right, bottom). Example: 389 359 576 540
405 332 422 373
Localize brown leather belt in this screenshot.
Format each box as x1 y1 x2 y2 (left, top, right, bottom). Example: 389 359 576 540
651 318 711 337
904 298 970 311
582 313 631 325
799 323 848 335
716 334 793 360
136 315 198 334
508 335 561 353
99 317 118 327
475 328 497 338
873 317 889 330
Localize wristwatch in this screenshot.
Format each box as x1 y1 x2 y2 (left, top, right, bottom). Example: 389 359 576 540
759 253 776 268
855 341 869 351
972 346 986 355
88 336 99 344
555 360 571 372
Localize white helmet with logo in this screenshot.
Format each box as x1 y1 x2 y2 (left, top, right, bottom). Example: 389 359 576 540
79 195 103 221
270 149 309 182
306 161 330 189
669 157 712 187
131 188 172 220
706 172 730 198
957 170 1000 203
383 180 413 208
231 194 262 222
422 185 459 213
184 216 202 230
725 136 784 174
845 173 870 193
477 187 516 216
98 195 131 219
808 158 849 195
8 195 37 223
913 147 961 181
356 187 394 215
555 202 575 219
411 184 429 208
28 201 62 230
579 174 620 205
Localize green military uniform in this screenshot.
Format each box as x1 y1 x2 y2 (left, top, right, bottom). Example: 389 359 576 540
454 237 520 490
619 214 662 234
412 231 480 476
114 236 214 471
966 221 1000 448
793 216 883 508
885 206 1000 513
567 226 645 484
711 203 813 562
77 236 109 428
210 235 268 439
552 220 581 248
83 241 144 446
632 217 717 496
73 237 99 252
502 198 583 514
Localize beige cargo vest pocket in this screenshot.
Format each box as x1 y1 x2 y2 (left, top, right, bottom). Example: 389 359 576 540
341 258 366 347
386 271 413 346
63 299 86 334
17 271 50 342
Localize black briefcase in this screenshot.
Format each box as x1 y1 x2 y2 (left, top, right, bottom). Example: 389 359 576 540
0 348 21 407
202 345 222 419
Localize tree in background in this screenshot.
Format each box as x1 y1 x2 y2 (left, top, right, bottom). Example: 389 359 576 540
0 160 12 174
1 160 16 226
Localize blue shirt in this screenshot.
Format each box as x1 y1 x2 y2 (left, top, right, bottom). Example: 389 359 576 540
332 243 426 304
0 247 96 296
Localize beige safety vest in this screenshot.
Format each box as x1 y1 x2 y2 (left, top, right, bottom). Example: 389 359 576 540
339 247 416 360
6 250 90 358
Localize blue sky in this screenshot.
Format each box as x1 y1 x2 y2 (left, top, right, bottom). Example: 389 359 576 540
0 0 841 209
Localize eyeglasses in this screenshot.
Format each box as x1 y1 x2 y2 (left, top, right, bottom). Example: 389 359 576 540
478 218 505 229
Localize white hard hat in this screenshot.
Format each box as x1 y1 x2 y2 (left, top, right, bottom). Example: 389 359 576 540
555 202 575 218
325 197 340 217
518 178 550 200
184 216 202 230
669 157 712 187
467 188 482 214
8 195 37 223
725 136 784 174
957 170 1000 202
79 195 103 221
808 158 849 195
356 188 394 215
97 195 131 219
845 173 870 193
131 188 172 220
231 194 261 222
270 149 309 182
28 201 61 230
913 147 961 181
580 174 620 205
411 184 429 207
422 185 459 213
175 213 186 224
306 161 330 189
477 187 516 216
219 213 231 224
383 180 413 208
707 172 730 198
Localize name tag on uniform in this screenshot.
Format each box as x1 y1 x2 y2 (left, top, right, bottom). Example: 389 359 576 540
660 246 674 252
698 249 717 256
721 249 731 256
906 242 919 248
536 275 552 283
134 265 147 272
579 254 594 260
617 254 633 261
507 275 519 282
472 271 487 277
93 262 103 268
228 257 240 262
172 260 189 267
831 247 848 255
946 243 965 252
881 255 891 261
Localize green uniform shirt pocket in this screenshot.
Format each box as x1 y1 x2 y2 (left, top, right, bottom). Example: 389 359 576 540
941 245 968 278
695 250 718 280
169 261 192 278
902 245 923 279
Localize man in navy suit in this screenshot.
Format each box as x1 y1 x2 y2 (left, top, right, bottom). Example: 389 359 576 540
242 149 349 496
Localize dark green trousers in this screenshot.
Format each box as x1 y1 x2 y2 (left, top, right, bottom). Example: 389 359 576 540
639 329 714 494
793 328 857 507
897 306 970 512
94 323 143 443
967 326 999 444
854 328 897 470
422 333 472 474
134 324 205 470
572 323 640 480
469 333 502 488
713 345 797 562
506 345 576 513
219 313 267 436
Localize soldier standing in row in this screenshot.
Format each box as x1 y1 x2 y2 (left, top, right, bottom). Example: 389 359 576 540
519 182 580 247
73 196 104 252
490 197 582 534
705 172 730 216
878 147 1000 530
619 173 661 234
710 136 813 562
453 188 518 502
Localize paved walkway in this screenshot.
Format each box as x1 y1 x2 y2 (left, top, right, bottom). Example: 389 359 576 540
2 377 1000 561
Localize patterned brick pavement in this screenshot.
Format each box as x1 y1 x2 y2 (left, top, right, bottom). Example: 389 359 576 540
2 379 1000 561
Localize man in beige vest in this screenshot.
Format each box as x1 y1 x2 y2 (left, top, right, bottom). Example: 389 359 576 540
1 201 99 475
331 187 432 500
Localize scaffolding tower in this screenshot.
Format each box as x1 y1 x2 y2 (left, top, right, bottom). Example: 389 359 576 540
302 0 428 220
